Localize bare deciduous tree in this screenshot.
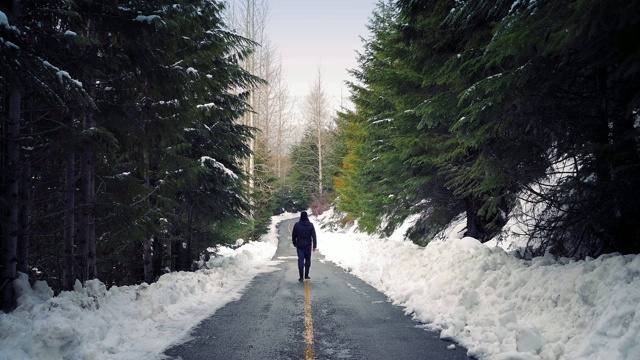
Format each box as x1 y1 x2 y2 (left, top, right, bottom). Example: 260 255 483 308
301 66 332 195
226 0 297 208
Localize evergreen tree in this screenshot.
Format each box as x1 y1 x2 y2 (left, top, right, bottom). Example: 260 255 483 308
287 131 320 209
336 0 464 238
1 0 93 308
337 0 640 256
89 0 260 281
470 0 640 256
2 0 262 308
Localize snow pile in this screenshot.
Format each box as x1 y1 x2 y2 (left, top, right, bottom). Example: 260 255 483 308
0 212 298 360
0 11 9 28
314 209 640 360
2 208 638 360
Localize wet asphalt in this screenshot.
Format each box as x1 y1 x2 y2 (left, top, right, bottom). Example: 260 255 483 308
163 218 471 360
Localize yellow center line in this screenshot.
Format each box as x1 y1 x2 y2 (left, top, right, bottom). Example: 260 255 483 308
290 219 315 358
304 280 315 360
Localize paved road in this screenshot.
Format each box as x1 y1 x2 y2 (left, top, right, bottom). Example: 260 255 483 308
163 218 470 360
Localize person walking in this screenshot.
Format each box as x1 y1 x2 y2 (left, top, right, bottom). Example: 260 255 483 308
292 211 317 282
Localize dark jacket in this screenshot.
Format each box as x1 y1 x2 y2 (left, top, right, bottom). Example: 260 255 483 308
292 218 317 249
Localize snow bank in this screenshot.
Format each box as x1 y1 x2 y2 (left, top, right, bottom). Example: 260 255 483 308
0 11 9 28
315 209 640 360
2 208 637 360
0 212 298 360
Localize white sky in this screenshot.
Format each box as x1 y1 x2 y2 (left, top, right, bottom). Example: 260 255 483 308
267 0 377 111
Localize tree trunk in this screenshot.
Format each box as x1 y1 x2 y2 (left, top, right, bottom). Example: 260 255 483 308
82 20 98 281
62 150 75 291
605 67 640 253
17 95 33 275
17 138 31 274
276 68 284 177
2 87 21 311
464 196 491 242
317 107 323 195
88 165 96 279
143 148 154 283
78 109 96 282
77 136 90 283
245 0 256 195
163 225 172 273
144 236 154 284
187 207 194 270
304 68 326 197
249 90 255 192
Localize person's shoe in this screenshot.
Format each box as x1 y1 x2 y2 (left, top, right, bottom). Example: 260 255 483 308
305 276 310 280
298 278 303 282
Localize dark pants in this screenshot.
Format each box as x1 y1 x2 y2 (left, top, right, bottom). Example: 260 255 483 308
297 246 312 270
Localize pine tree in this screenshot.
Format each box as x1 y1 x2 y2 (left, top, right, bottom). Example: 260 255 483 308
335 0 464 238
1 0 93 308
473 0 640 256
287 131 320 209
392 0 640 255
2 0 263 304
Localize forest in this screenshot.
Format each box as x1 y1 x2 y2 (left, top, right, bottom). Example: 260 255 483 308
2 0 640 313
0 0 273 312
332 0 640 257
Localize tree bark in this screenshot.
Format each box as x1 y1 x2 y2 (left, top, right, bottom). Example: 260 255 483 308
2 87 21 311
17 125 31 275
144 236 154 284
88 164 96 279
163 222 172 273
143 148 154 283
276 64 285 178
82 20 98 281
77 127 92 283
62 150 75 291
17 95 34 275
464 195 491 242
187 207 194 270
78 105 97 282
317 99 324 196
605 67 640 253
244 0 256 194
304 67 329 196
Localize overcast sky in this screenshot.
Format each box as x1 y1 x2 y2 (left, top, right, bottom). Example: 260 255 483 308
267 0 377 111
